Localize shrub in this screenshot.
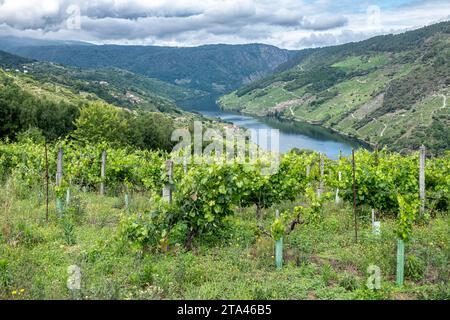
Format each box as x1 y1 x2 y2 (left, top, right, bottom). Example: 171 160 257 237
339 273 359 291
405 255 425 282
61 217 76 246
321 264 337 286
418 284 450 300
0 259 13 294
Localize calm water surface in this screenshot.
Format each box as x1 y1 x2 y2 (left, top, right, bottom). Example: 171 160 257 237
179 95 366 160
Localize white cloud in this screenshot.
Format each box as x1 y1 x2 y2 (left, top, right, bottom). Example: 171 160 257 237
0 0 61 29
0 0 449 48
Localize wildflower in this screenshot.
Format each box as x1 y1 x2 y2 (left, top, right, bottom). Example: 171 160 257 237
20 289 25 293
12 290 17 295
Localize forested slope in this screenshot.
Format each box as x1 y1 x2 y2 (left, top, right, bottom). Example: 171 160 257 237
0 52 209 150
219 21 450 154
0 42 297 94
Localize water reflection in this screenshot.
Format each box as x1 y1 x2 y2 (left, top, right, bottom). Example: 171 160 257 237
178 95 366 160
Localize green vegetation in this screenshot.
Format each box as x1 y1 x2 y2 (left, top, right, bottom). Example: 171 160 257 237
331 54 391 72
28 62 204 107
0 71 179 150
0 141 448 300
219 21 450 154
0 50 34 69
0 43 296 94
0 73 80 141
0 22 449 302
0 66 196 152
0 49 206 114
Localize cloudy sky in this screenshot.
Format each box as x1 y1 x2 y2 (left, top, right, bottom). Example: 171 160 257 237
0 0 449 49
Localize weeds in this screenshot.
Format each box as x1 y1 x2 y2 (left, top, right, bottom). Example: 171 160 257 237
0 185 448 300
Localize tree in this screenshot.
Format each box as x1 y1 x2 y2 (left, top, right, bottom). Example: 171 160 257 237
130 112 175 151
73 103 130 147
0 81 79 141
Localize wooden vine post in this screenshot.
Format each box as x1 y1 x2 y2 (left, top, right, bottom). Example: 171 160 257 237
335 171 341 204
275 209 283 270
100 150 107 196
419 145 426 216
44 143 49 222
352 149 358 243
124 185 129 211
163 160 173 203
372 209 381 236
396 238 405 286
66 188 71 206
317 154 324 198
374 144 379 166
335 149 342 204
56 146 63 216
372 145 381 235
183 156 188 175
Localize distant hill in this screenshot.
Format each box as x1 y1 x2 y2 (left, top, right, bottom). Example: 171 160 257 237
26 62 203 113
219 21 450 154
0 50 34 69
0 41 297 94
0 62 179 115
0 50 213 148
0 36 93 50
0 50 207 113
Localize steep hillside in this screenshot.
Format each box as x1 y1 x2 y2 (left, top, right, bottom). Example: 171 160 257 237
0 51 183 141
0 50 34 69
0 50 203 114
0 51 231 149
0 60 214 149
0 42 296 94
26 62 203 112
0 36 93 49
219 21 450 154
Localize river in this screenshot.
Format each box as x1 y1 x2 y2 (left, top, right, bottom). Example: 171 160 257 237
178 95 366 160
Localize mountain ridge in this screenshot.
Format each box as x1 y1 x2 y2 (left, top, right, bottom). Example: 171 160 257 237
218 21 450 154
0 50 215 149
0 49 207 113
0 41 297 94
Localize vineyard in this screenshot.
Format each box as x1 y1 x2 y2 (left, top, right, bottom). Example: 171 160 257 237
0 139 449 299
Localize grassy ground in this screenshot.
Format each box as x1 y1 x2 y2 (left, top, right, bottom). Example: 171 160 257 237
0 182 448 300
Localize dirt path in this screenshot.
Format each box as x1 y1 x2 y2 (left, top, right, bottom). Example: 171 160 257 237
380 123 388 137
277 88 305 116
440 94 447 109
427 93 447 120
386 94 446 143
351 113 361 120
281 87 301 99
